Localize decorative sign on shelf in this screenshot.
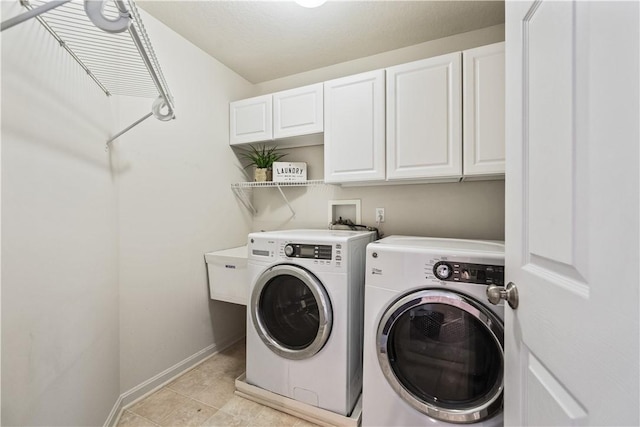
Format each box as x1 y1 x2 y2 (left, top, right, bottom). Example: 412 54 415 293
273 162 307 182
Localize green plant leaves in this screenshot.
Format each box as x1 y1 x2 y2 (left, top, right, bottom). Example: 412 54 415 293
237 144 287 169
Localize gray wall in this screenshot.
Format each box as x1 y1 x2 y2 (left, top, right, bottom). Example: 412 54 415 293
1 4 254 424
251 146 505 240
114 11 253 395
1 2 119 424
251 25 506 240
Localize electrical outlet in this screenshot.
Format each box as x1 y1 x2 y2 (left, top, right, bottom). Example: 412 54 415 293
375 207 385 223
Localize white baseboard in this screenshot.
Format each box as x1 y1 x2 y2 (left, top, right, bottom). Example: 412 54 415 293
103 333 245 427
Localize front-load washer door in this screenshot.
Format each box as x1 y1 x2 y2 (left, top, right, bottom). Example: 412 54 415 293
377 289 503 424
251 264 332 360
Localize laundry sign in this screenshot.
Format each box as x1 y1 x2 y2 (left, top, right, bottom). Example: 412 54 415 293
273 162 307 182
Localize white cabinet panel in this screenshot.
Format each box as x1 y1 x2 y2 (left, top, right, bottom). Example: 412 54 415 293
386 53 462 180
324 70 386 183
273 83 323 139
229 94 273 145
463 42 505 177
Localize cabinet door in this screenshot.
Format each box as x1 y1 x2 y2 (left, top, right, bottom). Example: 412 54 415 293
386 53 462 180
463 42 505 177
229 94 273 145
273 83 323 139
324 70 386 183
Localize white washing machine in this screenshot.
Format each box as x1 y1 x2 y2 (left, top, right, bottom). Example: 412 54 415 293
362 236 505 427
246 229 376 416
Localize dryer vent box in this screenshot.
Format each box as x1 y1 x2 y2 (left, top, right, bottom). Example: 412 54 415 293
329 199 361 225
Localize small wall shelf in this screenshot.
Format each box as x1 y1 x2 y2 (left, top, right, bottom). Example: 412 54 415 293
231 180 325 216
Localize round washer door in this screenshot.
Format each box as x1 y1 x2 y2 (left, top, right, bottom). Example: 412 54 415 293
251 264 332 360
377 289 504 424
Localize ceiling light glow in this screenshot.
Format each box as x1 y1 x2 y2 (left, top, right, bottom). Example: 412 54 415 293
295 0 327 8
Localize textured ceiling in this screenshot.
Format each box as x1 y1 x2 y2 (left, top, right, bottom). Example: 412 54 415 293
139 1 505 84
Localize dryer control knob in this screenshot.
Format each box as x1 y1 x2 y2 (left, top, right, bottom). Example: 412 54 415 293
284 244 294 257
434 262 452 280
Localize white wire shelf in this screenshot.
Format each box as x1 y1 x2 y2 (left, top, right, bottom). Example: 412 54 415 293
231 180 326 216
231 180 325 189
2 0 176 147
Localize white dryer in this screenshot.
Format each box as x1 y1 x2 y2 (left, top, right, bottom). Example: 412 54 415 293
362 236 505 427
246 229 375 416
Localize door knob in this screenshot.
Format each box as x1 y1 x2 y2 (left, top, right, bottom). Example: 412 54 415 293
487 282 519 309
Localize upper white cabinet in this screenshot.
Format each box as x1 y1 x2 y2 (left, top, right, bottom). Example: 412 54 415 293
462 42 505 178
386 52 462 181
323 44 504 185
273 84 323 139
324 70 386 183
230 42 505 183
230 94 273 145
230 84 323 146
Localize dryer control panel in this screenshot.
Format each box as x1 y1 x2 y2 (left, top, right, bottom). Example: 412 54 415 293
284 243 332 260
433 261 504 286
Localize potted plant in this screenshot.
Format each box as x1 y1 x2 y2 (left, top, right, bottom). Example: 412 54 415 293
238 144 287 182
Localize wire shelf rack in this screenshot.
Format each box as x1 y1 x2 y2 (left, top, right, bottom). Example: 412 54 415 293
231 180 325 190
2 0 176 146
231 180 326 216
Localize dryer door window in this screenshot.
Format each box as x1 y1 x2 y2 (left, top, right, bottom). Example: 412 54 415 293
377 289 504 424
251 264 332 360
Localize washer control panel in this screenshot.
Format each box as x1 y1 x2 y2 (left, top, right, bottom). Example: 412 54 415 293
433 261 504 285
283 243 332 260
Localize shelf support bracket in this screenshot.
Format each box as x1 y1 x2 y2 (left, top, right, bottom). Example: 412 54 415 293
106 111 153 147
106 93 176 147
1 0 71 32
230 180 323 216
275 184 296 218
232 187 257 215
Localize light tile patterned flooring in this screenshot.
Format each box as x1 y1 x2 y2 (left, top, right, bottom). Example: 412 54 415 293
117 339 319 427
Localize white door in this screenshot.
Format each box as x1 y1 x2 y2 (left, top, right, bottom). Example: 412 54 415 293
324 70 386 183
505 1 639 426
386 53 462 181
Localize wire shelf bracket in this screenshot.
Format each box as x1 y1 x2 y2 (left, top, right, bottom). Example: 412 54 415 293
231 180 326 217
1 0 176 148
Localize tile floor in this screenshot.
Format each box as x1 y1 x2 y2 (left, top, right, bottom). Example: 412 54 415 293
117 339 319 427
